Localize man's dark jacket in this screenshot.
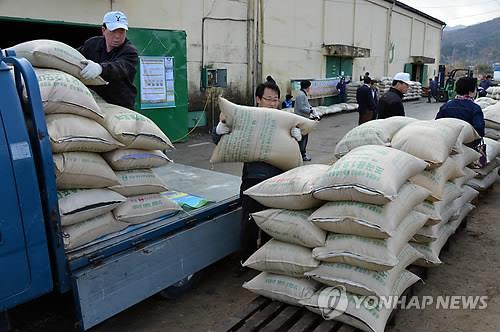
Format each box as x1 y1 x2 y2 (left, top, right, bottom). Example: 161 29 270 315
78 36 138 109
376 87 405 119
356 84 376 113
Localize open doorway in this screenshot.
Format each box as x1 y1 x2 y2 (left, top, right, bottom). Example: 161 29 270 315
0 18 99 51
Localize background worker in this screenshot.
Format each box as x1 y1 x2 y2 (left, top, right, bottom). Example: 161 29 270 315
294 80 315 161
356 76 376 125
376 72 411 119
78 10 138 110
213 76 302 276
281 94 294 109
428 77 438 103
336 76 351 103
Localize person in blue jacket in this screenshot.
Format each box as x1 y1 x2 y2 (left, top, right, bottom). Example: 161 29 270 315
336 76 351 103
435 76 485 147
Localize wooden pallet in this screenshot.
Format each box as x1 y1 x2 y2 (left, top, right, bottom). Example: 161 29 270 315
217 296 356 332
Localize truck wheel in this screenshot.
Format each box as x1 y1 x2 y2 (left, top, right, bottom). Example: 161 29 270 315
158 272 204 300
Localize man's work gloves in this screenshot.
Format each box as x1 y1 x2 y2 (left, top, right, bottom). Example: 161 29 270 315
290 127 302 141
80 60 103 80
215 122 231 135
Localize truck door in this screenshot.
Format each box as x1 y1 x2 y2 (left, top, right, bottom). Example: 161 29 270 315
0 59 52 311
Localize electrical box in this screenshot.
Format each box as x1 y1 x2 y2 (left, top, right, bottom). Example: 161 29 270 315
201 68 227 88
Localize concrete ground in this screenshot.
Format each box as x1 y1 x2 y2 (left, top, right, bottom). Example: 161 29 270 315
9 99 500 332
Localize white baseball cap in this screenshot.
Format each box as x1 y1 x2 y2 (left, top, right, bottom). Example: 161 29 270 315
103 11 128 31
393 72 412 85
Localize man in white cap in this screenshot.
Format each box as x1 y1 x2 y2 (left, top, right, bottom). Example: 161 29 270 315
78 11 138 109
376 72 411 119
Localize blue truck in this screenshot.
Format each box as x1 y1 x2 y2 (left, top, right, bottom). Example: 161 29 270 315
0 50 242 330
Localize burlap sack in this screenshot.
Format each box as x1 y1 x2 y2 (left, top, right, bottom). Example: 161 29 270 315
46 114 123 153
334 116 416 158
242 272 319 306
100 102 174 150
242 239 319 277
9 39 107 85
305 245 422 297
466 167 499 191
103 149 170 171
434 118 481 147
453 167 478 187
310 183 429 239
485 137 500 163
243 164 329 210
63 213 128 250
300 271 419 332
415 181 463 226
113 193 182 224
251 209 326 248
53 152 119 189
391 120 461 165
313 145 427 204
58 189 126 226
450 146 481 169
110 169 168 196
33 68 104 122
312 211 427 271
483 104 500 129
210 97 318 171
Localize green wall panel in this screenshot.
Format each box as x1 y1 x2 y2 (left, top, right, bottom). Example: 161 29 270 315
127 28 188 142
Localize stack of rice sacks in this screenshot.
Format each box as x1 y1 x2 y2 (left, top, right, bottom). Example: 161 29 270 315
241 143 430 332
346 81 361 103
9 39 181 251
377 77 422 101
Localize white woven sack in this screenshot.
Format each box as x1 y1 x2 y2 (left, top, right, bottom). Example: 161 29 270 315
100 102 174 150
411 222 455 266
453 167 478 187
309 183 429 239
9 39 107 85
251 209 326 248
466 167 499 191
484 128 500 140
113 193 182 224
434 118 481 148
483 103 500 129
103 149 170 171
33 68 104 122
473 158 499 177
63 213 128 250
334 117 416 158
451 187 479 217
312 211 427 271
449 203 475 232
46 114 123 153
242 239 319 277
414 181 463 225
300 271 420 332
409 157 464 201
305 245 422 297
484 137 500 163
110 169 168 196
58 189 126 226
53 152 119 189
392 120 461 165
313 145 428 204
243 272 319 306
450 146 481 169
243 164 328 210
210 97 318 171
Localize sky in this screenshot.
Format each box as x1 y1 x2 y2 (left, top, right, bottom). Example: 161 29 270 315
398 0 500 27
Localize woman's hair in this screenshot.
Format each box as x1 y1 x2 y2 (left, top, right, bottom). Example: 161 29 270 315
300 80 312 90
255 75 280 98
455 76 477 95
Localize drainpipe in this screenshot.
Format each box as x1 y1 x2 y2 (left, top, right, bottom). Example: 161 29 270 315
256 0 264 86
384 0 395 76
247 0 256 103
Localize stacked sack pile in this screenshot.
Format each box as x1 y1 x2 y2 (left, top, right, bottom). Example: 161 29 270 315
474 96 497 110
377 77 422 101
313 102 358 117
486 86 500 100
240 116 489 332
346 81 361 103
9 40 181 251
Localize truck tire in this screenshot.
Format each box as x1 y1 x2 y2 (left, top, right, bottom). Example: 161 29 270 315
158 272 204 300
437 90 448 102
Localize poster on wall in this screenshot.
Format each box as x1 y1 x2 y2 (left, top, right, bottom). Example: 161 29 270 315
290 78 340 99
139 56 175 109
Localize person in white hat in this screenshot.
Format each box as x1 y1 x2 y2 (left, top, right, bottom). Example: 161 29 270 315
78 11 138 109
376 72 411 119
